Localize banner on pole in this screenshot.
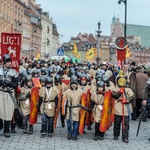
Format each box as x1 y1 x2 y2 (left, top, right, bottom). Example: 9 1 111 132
1 33 21 72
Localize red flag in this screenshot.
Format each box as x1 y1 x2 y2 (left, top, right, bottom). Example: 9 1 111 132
117 49 126 62
1 33 21 72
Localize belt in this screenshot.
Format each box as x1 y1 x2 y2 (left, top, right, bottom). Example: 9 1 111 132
43 100 55 103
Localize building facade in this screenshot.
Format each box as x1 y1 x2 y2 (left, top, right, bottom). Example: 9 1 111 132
62 33 110 63
0 0 14 54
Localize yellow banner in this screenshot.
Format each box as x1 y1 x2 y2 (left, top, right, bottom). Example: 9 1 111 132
36 52 40 60
126 46 131 59
72 43 80 58
85 48 97 60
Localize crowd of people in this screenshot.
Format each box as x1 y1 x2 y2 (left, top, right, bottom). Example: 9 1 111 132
0 54 150 144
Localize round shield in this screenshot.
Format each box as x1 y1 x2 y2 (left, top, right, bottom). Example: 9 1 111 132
115 37 127 50
118 77 127 87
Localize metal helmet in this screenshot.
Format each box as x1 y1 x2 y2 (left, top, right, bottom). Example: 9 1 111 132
96 74 102 82
80 73 87 81
70 75 78 85
48 68 54 76
86 75 90 82
32 69 40 77
102 75 110 87
70 69 76 77
85 68 89 74
54 74 62 84
27 69 33 75
20 71 28 78
46 76 53 84
40 75 47 83
3 54 11 64
76 71 82 79
41 67 47 75
58 68 64 76
97 81 105 87
25 75 32 84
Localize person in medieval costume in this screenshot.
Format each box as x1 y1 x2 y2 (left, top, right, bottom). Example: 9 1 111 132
112 71 134 143
91 81 105 140
37 75 47 111
0 54 19 138
78 74 90 94
63 75 83 141
53 74 67 128
78 74 91 130
39 76 59 138
19 75 33 134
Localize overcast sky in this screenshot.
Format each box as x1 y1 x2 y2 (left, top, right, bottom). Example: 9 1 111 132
36 0 150 43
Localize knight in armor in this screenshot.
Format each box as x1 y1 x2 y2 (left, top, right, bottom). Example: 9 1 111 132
39 77 59 138
19 75 33 134
112 71 134 143
0 54 18 138
63 75 83 140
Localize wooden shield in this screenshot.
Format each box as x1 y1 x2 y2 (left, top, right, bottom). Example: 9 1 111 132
79 93 87 135
61 96 67 116
32 77 41 88
53 90 62 128
85 89 91 126
29 87 40 125
100 90 112 132
62 79 70 85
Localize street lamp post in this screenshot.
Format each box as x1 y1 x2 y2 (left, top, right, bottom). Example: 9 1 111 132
118 0 127 39
96 22 102 66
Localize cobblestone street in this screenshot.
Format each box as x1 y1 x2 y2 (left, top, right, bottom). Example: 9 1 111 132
0 116 150 150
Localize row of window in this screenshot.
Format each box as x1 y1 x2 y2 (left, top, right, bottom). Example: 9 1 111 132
0 1 13 19
134 53 150 56
15 5 23 17
134 57 150 61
